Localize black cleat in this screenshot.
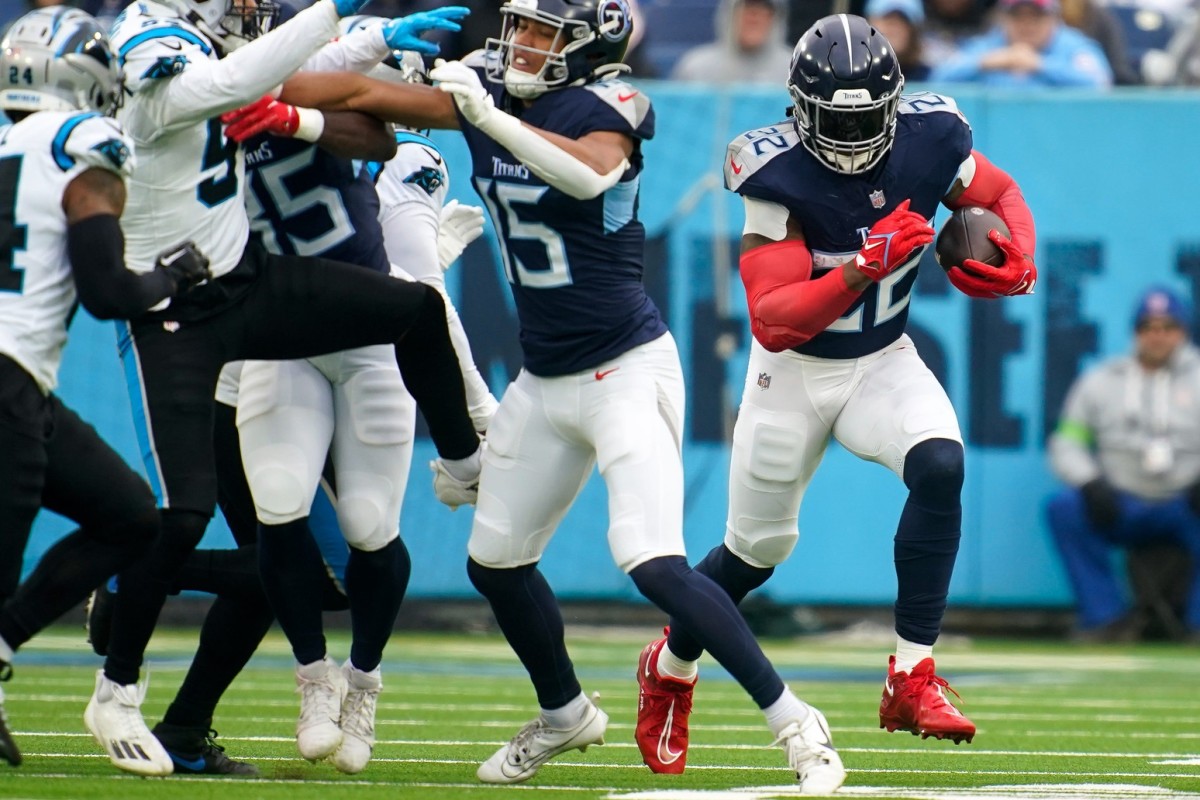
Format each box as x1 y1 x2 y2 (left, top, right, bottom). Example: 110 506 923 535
152 722 259 776
85 578 117 657
0 674 22 767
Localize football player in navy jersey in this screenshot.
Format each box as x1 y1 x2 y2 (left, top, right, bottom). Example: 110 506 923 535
635 13 1039 769
248 0 845 791
0 8 210 769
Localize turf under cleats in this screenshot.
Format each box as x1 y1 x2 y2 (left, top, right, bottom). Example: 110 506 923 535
295 656 347 761
635 636 695 774
774 704 846 795
152 722 259 776
879 655 976 744
84 670 173 776
477 700 608 784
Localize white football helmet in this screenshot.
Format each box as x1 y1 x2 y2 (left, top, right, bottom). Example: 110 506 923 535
157 0 279 51
0 7 122 116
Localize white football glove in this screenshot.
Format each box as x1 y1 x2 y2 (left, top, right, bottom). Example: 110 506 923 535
430 58 500 132
436 199 486 272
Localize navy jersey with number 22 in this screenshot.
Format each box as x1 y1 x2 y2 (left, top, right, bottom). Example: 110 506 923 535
456 51 667 377
726 92 973 359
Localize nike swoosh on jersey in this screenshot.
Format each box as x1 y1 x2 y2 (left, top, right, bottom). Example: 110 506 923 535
730 158 742 175
617 91 638 102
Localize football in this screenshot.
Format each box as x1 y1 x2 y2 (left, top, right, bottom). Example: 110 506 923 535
934 207 1010 271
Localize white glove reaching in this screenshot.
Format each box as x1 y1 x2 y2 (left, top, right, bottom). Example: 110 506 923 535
430 58 500 131
437 199 486 271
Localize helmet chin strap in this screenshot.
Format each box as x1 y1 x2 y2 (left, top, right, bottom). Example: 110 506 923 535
504 67 548 99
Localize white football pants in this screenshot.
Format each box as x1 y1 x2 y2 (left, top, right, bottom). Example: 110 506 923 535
237 345 415 552
468 333 687 572
726 334 962 568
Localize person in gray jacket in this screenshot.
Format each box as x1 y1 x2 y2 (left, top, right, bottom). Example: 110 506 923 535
670 0 793 83
1047 286 1200 642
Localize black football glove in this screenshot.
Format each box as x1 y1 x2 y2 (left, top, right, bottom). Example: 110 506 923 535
1081 478 1121 531
155 241 210 294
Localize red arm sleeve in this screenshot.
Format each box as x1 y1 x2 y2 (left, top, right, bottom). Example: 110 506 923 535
740 239 864 352
946 150 1036 258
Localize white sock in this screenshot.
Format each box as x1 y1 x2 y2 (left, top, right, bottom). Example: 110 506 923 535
541 691 590 729
345 661 382 690
763 686 811 738
442 447 481 481
296 656 332 679
657 643 698 682
0 634 13 664
894 637 933 673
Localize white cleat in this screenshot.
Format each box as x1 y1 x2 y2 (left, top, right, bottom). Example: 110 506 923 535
84 670 173 776
429 457 480 510
477 700 608 784
775 704 847 795
329 661 381 774
295 656 347 761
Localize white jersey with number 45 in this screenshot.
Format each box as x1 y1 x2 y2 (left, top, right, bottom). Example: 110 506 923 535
0 111 134 392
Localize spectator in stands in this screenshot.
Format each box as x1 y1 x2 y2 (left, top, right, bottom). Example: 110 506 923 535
1046 286 1200 643
922 0 994 65
1142 9 1200 85
787 0 862 44
1060 0 1140 83
671 0 793 83
929 0 1113 87
866 0 931 81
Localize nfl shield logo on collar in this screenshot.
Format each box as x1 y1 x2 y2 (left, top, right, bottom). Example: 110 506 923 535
757 372 772 390
870 189 886 209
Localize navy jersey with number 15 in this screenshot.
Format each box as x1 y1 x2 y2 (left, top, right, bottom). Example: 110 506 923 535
456 51 667 377
726 92 973 360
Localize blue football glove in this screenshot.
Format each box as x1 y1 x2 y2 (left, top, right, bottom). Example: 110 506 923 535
381 6 470 56
333 0 369 19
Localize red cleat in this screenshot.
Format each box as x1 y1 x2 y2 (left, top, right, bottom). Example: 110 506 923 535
879 656 975 744
635 636 696 774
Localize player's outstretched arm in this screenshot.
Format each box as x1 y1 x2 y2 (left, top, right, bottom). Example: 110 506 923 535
429 59 630 199
281 71 460 131
65 170 205 319
221 95 396 161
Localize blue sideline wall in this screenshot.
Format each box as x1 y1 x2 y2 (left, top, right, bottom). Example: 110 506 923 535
28 86 1200 608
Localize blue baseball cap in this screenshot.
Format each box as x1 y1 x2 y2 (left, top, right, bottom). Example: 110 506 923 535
865 0 925 24
1133 286 1191 329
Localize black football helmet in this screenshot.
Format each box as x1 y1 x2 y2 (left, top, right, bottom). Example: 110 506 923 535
484 0 634 99
788 14 903 174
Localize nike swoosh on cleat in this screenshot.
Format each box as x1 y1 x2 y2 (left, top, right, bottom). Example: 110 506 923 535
656 699 683 765
169 752 208 772
883 678 894 696
644 640 662 679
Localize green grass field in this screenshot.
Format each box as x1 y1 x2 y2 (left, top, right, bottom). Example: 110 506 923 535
2 625 1198 799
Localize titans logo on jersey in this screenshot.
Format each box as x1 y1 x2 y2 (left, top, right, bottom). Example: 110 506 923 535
455 52 666 377
727 92 973 359
242 134 389 272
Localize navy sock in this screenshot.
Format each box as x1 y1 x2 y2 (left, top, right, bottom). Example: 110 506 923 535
631 555 784 709
345 538 410 672
666 544 774 662
467 558 580 709
894 438 964 645
258 519 327 665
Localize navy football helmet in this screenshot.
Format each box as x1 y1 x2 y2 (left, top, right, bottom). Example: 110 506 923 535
788 14 903 174
484 0 634 99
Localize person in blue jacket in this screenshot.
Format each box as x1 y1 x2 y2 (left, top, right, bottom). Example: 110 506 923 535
930 0 1112 88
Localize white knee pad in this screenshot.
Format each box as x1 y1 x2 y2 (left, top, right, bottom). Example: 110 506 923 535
249 462 312 525
338 493 398 552
725 520 799 568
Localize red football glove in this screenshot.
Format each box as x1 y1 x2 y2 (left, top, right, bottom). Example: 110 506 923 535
220 96 300 143
854 199 935 282
946 229 1037 298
